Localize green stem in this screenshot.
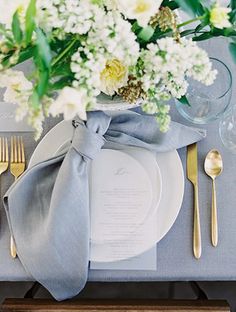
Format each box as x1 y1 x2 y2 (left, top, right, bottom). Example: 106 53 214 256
51 38 77 67
177 15 205 29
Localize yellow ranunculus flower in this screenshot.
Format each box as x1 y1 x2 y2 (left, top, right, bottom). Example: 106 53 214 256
100 59 128 96
210 3 231 29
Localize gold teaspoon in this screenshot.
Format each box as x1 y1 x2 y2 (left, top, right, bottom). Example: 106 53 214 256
204 149 223 247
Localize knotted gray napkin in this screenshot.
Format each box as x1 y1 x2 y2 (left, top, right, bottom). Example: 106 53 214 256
4 111 206 301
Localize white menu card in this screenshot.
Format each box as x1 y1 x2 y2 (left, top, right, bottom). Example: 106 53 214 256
89 148 161 270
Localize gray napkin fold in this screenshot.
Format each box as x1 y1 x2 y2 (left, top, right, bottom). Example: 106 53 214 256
3 111 206 301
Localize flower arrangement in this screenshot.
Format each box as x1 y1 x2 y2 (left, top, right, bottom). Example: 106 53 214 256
0 0 235 138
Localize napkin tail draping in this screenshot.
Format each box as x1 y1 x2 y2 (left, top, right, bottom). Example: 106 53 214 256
3 111 206 301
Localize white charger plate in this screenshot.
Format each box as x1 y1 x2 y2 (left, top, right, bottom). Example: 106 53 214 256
29 113 184 262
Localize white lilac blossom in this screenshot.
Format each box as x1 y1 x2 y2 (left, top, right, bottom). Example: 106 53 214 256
86 11 140 67
139 37 217 131
37 0 104 38
70 46 106 106
0 69 45 139
140 37 217 97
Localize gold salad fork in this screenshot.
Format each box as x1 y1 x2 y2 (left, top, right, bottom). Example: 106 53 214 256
0 137 9 196
10 136 26 259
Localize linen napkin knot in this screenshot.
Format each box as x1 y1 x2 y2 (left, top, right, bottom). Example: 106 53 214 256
71 120 107 160
4 111 206 301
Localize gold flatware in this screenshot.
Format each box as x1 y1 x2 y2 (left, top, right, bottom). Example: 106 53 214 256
187 143 201 259
204 149 223 247
10 136 26 259
0 137 9 198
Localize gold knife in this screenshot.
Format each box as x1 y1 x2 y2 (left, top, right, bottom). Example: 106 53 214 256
187 143 201 259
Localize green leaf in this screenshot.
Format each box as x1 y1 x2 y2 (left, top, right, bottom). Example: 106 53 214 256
36 70 49 98
230 9 236 23
12 11 23 45
178 95 191 106
211 27 236 37
35 28 52 70
29 89 40 109
194 12 210 32
18 46 35 64
138 26 154 42
51 62 72 77
229 42 236 63
25 0 36 44
34 28 52 99
175 0 205 17
48 76 73 91
231 0 236 10
131 21 141 33
162 0 179 10
180 29 196 37
193 32 212 41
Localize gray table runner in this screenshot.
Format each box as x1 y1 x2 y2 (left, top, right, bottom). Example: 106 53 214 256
0 37 236 283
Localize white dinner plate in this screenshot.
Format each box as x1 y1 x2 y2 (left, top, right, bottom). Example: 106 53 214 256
29 112 184 262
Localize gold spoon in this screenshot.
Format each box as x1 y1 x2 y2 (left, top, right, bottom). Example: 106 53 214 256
204 149 223 247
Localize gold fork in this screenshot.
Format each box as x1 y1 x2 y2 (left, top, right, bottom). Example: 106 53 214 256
0 137 9 198
10 136 26 259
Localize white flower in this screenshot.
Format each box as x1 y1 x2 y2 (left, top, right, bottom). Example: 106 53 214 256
0 69 32 105
28 108 44 141
0 69 45 138
138 37 217 131
49 87 88 121
140 37 217 99
99 59 128 96
104 0 118 10
37 0 104 37
86 11 140 66
0 0 30 27
117 0 161 27
71 10 139 101
210 3 231 29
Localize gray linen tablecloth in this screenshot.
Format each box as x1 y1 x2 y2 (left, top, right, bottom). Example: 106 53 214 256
0 37 236 282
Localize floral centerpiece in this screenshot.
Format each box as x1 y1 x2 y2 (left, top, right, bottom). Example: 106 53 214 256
0 0 235 138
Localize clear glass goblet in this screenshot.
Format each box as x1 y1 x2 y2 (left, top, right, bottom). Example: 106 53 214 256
175 58 232 124
219 104 236 154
